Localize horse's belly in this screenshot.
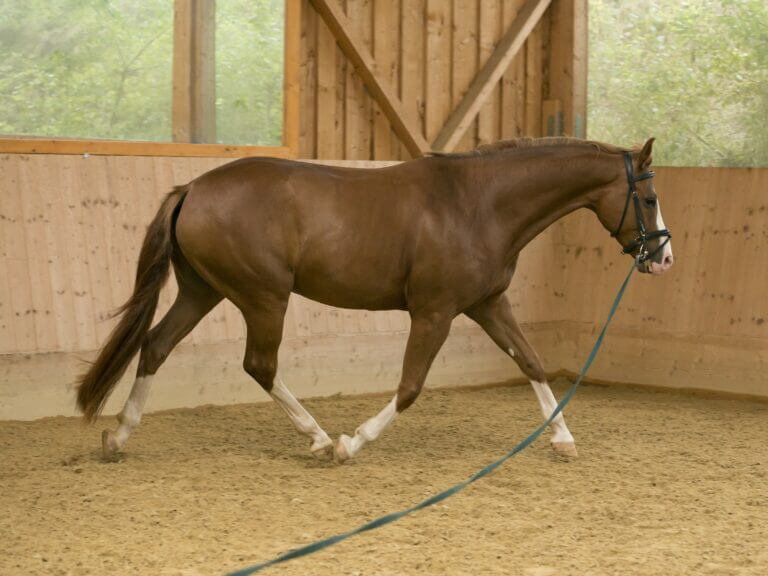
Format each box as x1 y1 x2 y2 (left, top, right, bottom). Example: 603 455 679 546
292 270 407 311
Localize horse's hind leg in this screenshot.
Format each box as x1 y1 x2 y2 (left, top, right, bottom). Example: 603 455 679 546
101 279 221 460
466 293 577 458
241 299 333 459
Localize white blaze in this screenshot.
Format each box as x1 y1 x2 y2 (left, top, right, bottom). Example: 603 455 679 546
650 202 673 274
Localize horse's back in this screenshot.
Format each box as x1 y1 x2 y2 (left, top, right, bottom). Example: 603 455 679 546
174 157 433 311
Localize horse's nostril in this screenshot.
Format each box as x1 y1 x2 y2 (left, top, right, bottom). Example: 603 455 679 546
663 254 674 267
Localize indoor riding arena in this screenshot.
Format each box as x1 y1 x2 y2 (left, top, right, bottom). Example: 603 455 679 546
1 1 766 575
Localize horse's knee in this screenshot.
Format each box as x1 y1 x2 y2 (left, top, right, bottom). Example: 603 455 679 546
396 380 423 412
243 353 277 391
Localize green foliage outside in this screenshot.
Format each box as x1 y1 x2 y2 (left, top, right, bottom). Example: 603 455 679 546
0 0 173 141
589 0 768 167
217 0 284 146
0 0 284 145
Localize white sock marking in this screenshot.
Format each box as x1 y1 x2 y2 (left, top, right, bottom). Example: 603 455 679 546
270 379 331 451
343 396 398 458
530 380 574 444
114 375 153 445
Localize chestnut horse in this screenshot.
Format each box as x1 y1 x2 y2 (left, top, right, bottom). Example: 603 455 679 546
77 137 673 463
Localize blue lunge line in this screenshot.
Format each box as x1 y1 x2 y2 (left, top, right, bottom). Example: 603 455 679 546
227 264 636 576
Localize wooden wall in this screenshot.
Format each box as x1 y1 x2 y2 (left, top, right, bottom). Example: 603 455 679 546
546 167 768 397
1 155 766 420
0 153 560 419
0 153 562 357
298 0 564 160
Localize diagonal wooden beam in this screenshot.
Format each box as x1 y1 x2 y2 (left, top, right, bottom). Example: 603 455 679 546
432 0 552 152
309 0 431 158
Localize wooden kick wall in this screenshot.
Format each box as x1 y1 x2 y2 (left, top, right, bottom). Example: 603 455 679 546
298 0 560 160
546 167 768 398
0 153 560 419
1 155 766 420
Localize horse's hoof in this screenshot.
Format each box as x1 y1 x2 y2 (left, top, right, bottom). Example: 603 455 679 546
311 437 334 460
551 441 578 458
101 429 120 462
334 434 354 464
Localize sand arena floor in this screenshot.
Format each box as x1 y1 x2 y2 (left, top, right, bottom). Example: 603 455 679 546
1 380 767 576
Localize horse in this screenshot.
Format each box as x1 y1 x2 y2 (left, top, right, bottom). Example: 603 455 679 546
76 137 673 463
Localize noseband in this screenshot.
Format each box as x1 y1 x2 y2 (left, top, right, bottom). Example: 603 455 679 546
610 152 671 264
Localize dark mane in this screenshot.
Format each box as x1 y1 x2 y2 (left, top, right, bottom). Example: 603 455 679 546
428 137 635 158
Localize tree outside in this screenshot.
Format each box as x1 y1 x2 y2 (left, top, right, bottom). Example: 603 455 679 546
0 0 284 146
589 0 768 167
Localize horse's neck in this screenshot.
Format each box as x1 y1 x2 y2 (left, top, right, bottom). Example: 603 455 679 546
472 149 616 259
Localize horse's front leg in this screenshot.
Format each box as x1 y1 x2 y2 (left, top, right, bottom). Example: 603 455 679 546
466 293 577 457
334 310 453 463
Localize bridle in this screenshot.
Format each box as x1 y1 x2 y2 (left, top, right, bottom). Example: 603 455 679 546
611 151 671 265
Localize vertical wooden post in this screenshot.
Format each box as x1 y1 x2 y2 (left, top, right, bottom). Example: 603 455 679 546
284 0 301 157
545 0 587 137
173 0 216 143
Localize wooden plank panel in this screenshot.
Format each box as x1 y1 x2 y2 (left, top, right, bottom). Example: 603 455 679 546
192 0 216 143
284 0 303 155
0 158 36 352
434 0 550 150
478 0 502 146
79 156 121 346
0 139 293 159
299 0 318 158
398 0 425 160
425 0 452 143
343 0 373 160
57 156 98 350
316 15 339 158
32 156 79 351
452 0 479 151
15 157 58 351
311 0 431 157
335 43 346 158
524 17 544 136
373 0 394 160
172 0 193 143
500 0 527 139
547 0 587 137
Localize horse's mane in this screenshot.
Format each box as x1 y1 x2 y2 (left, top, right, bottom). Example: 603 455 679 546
429 137 635 158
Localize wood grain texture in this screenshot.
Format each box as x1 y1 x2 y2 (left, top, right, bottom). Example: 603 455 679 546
1 155 764 403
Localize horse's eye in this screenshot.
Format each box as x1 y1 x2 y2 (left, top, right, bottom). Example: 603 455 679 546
644 196 658 208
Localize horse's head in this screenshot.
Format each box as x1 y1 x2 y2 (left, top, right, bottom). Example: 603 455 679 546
594 138 673 274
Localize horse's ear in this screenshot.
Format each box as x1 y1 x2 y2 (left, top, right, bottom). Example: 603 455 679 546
639 137 655 170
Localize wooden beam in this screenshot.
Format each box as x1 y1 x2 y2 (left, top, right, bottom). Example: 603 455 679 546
283 0 301 157
172 0 193 142
0 138 293 158
173 0 216 143
546 0 587 137
309 0 431 157
432 0 551 152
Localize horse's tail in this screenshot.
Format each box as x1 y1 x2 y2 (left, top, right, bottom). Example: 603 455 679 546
76 186 187 422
